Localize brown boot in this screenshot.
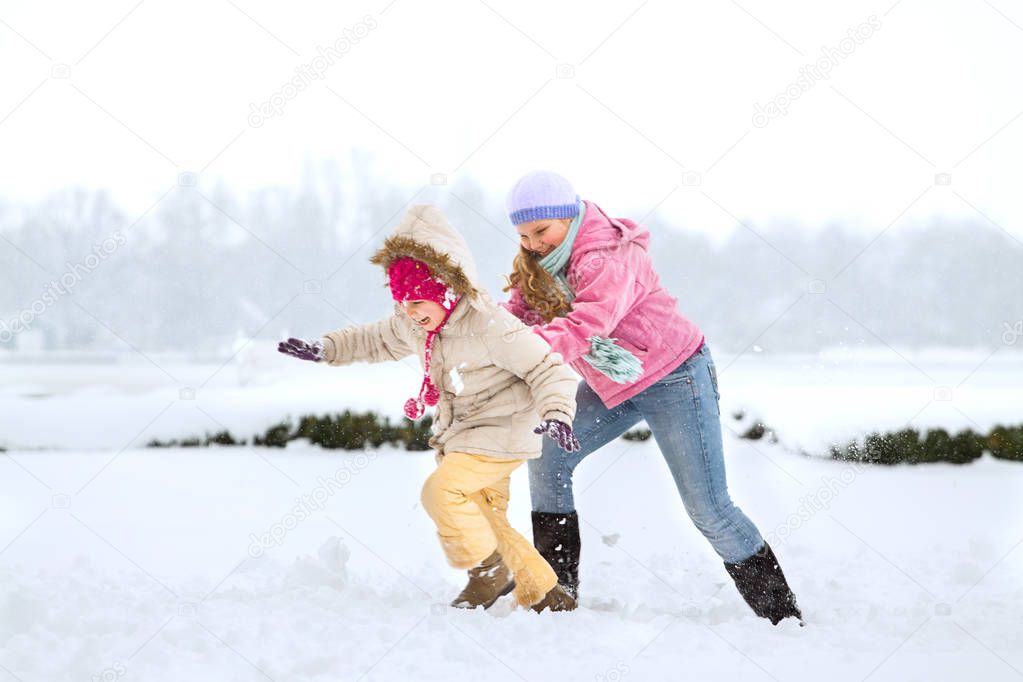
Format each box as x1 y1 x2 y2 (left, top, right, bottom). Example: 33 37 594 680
529 583 578 613
450 550 515 609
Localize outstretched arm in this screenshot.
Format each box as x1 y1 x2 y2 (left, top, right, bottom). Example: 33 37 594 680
320 314 415 366
278 314 414 366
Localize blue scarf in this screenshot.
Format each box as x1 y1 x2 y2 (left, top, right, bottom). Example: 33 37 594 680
538 202 643 384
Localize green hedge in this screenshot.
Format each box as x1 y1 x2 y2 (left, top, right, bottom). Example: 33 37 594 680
146 412 1023 464
148 410 433 451
727 409 779 443
830 424 1023 465
987 425 1023 462
622 428 652 441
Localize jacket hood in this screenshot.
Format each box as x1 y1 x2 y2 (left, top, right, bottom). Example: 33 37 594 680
572 200 651 256
369 205 487 311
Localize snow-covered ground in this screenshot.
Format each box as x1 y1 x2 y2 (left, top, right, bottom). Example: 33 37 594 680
2 348 1021 680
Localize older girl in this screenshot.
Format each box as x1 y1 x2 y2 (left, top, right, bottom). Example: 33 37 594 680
501 171 802 625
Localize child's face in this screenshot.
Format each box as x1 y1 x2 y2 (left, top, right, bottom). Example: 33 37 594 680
401 299 447 332
516 218 572 257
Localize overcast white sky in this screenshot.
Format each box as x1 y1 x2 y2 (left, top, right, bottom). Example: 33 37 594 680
1 0 1021 237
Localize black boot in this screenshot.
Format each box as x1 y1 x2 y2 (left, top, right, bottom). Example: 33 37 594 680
531 511 581 600
723 543 803 625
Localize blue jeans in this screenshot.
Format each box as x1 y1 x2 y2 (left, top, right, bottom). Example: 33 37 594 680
528 343 765 564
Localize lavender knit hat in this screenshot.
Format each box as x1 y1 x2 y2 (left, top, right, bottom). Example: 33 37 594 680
505 170 580 225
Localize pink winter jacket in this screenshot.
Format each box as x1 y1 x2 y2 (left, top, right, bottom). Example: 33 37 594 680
502 200 704 409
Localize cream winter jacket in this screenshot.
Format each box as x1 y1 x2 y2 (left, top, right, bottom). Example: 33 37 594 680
320 205 577 460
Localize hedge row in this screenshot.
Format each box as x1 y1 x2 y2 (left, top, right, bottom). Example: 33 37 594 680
830 424 1023 465
143 409 1023 465
147 410 434 451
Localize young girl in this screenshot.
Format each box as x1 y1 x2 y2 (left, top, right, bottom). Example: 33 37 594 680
501 171 803 625
278 204 581 613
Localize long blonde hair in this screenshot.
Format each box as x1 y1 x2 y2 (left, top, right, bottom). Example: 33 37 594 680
503 246 572 322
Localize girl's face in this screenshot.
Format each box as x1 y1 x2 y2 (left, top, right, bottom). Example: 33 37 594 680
516 218 572 257
401 299 447 332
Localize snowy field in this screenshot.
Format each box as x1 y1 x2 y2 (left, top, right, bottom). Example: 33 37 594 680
2 348 1022 681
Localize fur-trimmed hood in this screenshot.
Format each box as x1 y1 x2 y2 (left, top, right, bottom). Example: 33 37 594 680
369 205 487 312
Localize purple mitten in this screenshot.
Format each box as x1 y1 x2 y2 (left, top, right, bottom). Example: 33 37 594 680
277 337 325 362
534 419 581 453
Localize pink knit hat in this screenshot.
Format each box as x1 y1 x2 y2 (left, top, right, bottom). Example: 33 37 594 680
387 257 460 420
387 257 457 310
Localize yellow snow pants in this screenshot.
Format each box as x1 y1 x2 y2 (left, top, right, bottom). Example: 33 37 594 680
420 451 558 607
